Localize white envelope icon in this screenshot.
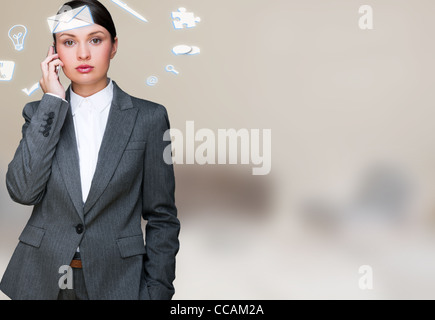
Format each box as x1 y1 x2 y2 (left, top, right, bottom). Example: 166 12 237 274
47 5 94 34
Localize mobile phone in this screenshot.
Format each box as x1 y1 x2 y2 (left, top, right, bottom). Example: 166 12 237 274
53 45 60 75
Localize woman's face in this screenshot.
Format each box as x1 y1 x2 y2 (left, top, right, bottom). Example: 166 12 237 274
55 24 118 86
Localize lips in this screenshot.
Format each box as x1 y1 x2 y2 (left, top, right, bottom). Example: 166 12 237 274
76 65 94 73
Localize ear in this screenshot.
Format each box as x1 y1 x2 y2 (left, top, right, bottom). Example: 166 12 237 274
110 37 118 59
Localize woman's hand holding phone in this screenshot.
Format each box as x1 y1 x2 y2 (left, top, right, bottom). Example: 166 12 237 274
39 46 66 100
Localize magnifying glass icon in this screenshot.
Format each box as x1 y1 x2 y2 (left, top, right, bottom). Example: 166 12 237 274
165 64 179 75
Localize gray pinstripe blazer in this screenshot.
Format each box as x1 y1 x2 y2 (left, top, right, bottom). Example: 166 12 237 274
0 81 180 300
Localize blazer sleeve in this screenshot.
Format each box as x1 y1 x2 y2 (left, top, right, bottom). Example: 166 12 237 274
6 94 69 206
142 104 181 300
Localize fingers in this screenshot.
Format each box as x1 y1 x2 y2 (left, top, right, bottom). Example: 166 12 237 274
48 58 64 76
41 52 64 81
41 46 63 73
41 58 63 82
41 54 59 73
47 45 54 56
39 46 66 98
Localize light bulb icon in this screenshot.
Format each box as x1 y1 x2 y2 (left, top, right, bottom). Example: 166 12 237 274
8 25 28 51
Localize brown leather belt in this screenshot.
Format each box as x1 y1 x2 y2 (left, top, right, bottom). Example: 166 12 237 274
70 259 82 269
70 252 82 269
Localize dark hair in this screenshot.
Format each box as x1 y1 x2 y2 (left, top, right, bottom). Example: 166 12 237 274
53 0 117 44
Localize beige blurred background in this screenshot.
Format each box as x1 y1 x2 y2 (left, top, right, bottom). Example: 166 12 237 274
2 0 435 300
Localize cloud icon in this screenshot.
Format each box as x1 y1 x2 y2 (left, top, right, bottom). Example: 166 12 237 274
172 45 200 56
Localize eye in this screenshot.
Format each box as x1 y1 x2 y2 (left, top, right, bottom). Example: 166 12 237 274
90 38 102 45
64 40 75 47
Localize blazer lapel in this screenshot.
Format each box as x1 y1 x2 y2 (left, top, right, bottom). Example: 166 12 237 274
83 81 138 215
55 88 85 222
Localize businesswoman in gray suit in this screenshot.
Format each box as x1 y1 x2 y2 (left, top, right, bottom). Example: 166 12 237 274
0 0 180 300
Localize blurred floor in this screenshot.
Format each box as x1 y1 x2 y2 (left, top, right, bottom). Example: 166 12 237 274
173 210 435 300
2 210 435 300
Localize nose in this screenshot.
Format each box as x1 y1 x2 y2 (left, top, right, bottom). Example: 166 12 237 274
77 43 91 61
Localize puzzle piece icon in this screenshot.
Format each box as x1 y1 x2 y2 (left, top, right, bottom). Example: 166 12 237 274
172 8 201 29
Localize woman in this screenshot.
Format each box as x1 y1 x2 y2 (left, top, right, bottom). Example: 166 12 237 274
0 0 180 300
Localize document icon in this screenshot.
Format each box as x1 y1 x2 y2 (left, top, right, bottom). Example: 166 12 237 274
0 61 16 81
47 5 94 34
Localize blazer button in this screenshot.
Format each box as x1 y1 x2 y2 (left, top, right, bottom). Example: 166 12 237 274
75 224 84 234
48 112 55 119
43 132 50 137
